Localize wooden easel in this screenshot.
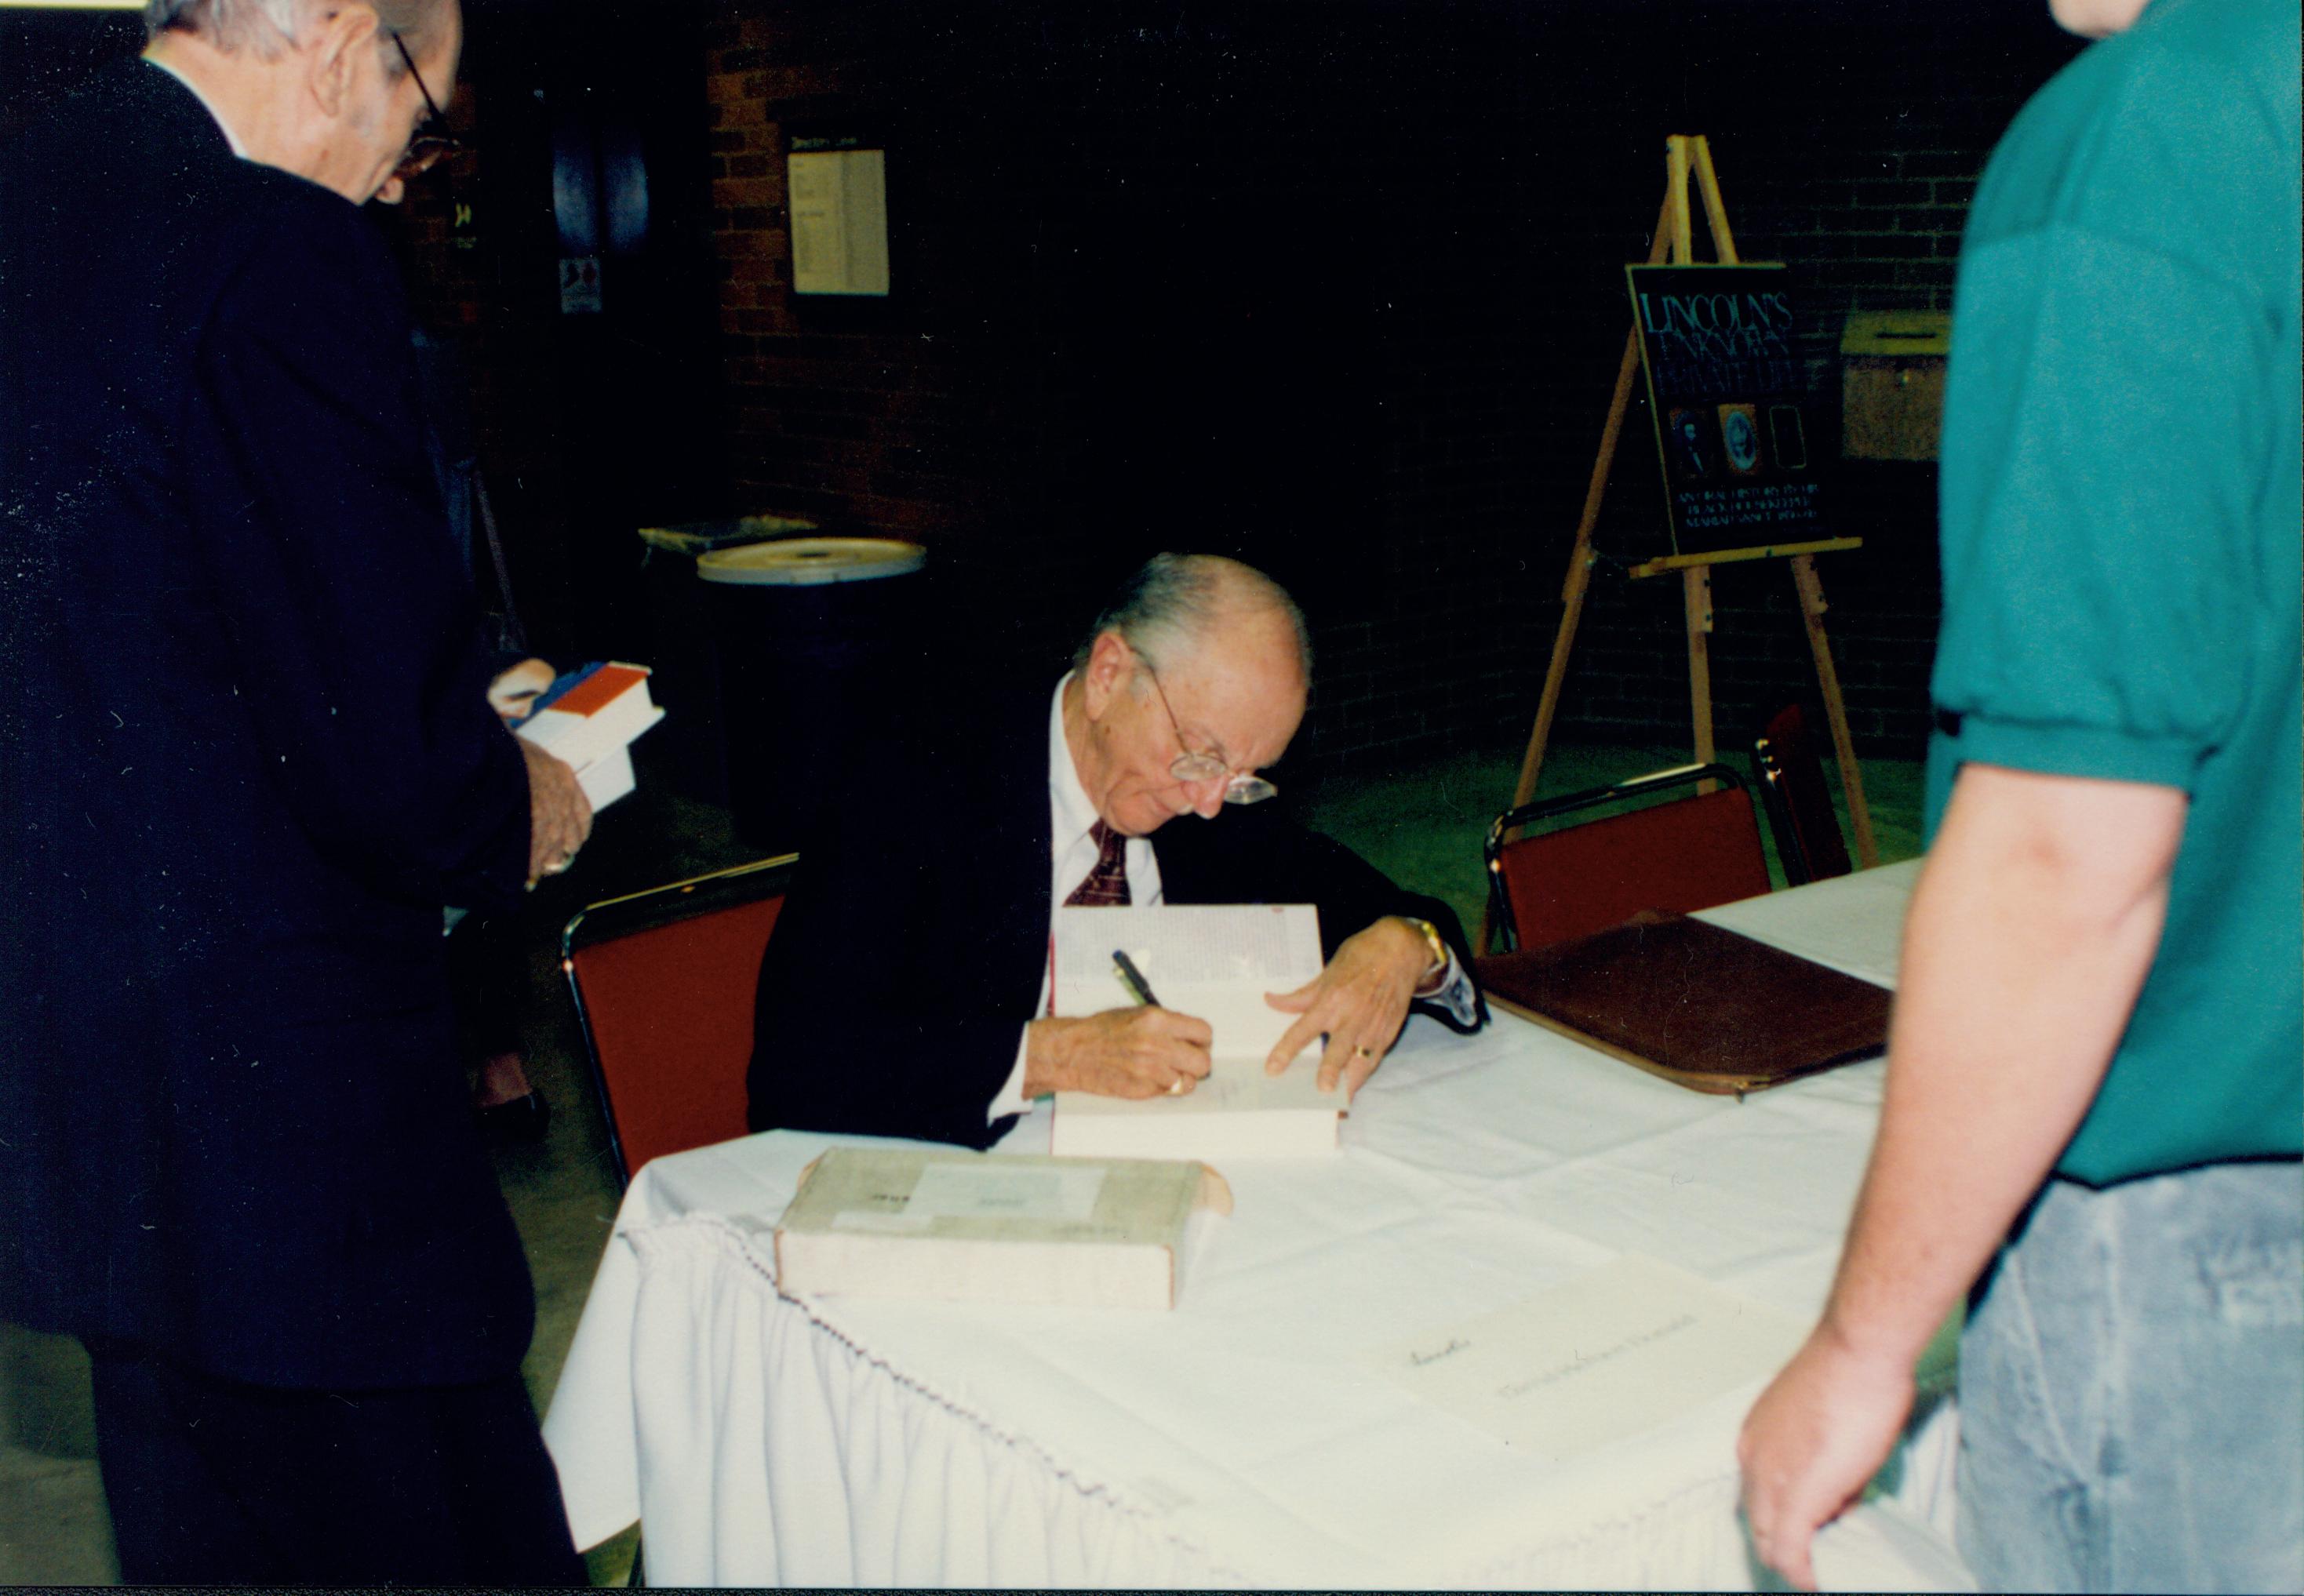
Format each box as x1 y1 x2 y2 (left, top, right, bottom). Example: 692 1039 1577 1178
1498 135 1880 933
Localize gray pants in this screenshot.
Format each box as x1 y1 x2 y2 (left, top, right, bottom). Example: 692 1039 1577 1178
1958 1159 2304 1594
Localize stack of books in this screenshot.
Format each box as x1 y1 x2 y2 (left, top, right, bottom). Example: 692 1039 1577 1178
511 661 664 809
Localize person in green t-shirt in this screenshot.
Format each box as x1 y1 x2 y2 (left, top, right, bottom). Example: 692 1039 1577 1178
1738 0 2301 1588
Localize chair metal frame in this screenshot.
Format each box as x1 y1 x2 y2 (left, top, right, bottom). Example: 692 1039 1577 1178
1483 762 1762 952
562 853 798 1190
1750 703 1853 889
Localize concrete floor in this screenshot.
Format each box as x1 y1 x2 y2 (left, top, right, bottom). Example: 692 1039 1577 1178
0 732 1924 1586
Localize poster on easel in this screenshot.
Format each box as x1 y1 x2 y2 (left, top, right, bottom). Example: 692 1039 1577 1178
1625 263 1828 559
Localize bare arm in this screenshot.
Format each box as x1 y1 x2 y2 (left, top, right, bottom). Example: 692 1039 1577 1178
1738 763 2186 1589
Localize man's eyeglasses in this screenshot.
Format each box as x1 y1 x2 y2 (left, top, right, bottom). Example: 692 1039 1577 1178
1141 662 1277 805
388 30 461 183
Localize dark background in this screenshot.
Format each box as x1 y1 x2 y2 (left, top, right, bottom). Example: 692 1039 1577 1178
2 0 2083 773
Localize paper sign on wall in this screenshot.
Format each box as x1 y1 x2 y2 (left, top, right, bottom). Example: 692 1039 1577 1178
789 146 889 296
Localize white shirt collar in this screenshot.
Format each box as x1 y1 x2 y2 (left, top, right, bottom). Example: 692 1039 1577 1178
146 55 251 160
1047 671 1102 852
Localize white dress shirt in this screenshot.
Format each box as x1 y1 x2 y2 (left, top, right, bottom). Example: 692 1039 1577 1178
986 676 1162 1120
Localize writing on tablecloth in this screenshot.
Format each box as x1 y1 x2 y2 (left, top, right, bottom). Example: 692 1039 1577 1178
1410 1338 1470 1368
1371 1256 1805 1462
1496 1314 1697 1400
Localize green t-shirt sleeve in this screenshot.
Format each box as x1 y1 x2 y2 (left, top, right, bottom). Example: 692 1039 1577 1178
1931 226 2277 792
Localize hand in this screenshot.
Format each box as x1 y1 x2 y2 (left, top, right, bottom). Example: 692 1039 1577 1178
1737 1324 1916 1591
1262 916 1429 1099
487 656 555 722
518 736 592 886
1023 1006 1214 1099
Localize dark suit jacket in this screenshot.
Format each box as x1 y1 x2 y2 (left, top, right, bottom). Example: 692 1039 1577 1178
0 64 536 1388
748 675 1485 1149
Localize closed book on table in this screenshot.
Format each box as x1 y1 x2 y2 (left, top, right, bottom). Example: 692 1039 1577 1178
1471 912 1891 1096
773 1147 1232 1311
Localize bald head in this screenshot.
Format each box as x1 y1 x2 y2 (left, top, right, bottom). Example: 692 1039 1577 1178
147 0 453 61
1075 552 1313 688
1065 554 1312 835
144 0 460 206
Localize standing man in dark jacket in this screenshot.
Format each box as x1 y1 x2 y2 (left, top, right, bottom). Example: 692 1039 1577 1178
0 0 590 1580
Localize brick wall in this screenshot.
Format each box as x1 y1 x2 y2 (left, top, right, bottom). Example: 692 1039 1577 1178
15 4 2081 771
690 1 2084 773
1530 21 2077 759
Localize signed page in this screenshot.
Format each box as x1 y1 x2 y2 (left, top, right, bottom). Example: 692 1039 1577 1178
1370 1255 1807 1462
1051 903 1322 1064
1050 905 1339 1158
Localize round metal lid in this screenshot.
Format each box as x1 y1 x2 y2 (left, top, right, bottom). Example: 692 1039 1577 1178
697 536 927 586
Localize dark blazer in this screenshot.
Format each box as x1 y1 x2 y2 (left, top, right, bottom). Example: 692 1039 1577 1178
748 674 1485 1149
0 64 536 1388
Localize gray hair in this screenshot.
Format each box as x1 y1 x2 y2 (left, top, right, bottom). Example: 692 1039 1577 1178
147 0 448 65
1074 552 1314 681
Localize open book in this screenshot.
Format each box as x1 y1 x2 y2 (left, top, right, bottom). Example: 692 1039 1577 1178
1047 903 1341 1159
773 1147 1232 1310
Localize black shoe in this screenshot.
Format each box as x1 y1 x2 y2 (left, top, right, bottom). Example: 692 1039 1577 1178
476 1090 551 1147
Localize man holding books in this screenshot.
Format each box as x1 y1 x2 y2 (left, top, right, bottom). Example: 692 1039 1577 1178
749 553 1486 1147
1738 0 2301 1588
0 0 587 1581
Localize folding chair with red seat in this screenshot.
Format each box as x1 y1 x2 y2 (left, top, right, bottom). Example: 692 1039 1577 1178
561 855 796 1188
1481 763 1773 954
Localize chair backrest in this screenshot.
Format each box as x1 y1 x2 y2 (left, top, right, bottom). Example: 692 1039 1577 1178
562 856 796 1187
1485 764 1772 952
1752 703 1853 888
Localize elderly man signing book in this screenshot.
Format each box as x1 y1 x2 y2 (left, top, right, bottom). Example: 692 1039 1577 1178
747 552 1487 1147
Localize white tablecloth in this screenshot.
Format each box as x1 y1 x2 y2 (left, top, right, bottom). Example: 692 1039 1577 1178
545 860 1967 1588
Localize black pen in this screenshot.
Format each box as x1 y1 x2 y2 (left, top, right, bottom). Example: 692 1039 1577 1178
1112 949 1162 1009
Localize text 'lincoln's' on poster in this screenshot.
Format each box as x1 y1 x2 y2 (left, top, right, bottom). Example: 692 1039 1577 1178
1626 263 1829 558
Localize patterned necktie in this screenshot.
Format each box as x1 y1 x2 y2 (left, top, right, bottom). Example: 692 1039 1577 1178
1065 820 1131 907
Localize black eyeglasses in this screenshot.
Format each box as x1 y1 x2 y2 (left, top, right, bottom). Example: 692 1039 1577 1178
388 30 461 182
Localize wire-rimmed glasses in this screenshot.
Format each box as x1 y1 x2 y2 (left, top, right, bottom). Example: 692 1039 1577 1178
1140 661 1278 806
388 30 461 183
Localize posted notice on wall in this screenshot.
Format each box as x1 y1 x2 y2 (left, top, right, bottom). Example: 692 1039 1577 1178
789 145 890 296
1368 1254 1807 1463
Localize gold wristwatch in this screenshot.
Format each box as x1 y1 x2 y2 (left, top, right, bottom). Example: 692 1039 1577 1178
1403 916 1450 994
